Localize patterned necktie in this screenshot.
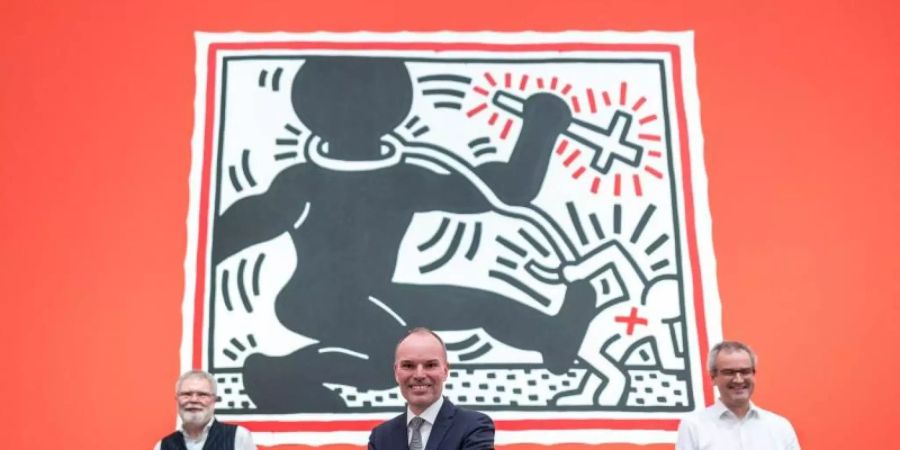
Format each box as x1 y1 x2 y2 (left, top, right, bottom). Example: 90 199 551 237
409 416 425 450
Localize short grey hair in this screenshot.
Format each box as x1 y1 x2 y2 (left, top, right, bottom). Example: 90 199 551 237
708 341 757 374
175 369 218 395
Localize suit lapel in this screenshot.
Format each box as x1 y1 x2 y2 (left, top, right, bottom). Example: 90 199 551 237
394 412 411 450
425 399 455 450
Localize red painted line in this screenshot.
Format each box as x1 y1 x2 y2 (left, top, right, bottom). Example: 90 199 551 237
591 176 601 194
561 83 572 95
639 114 657 125
633 174 643 196
645 166 664 179
488 112 498 125
639 133 662 142
563 149 581 167
587 88 597 113
505 72 511 88
241 418 679 432
619 81 628 106
572 166 586 179
551 76 558 90
614 173 622 196
519 74 529 91
500 118 513 139
473 86 489 96
193 45 221 369
602 90 611 106
648 150 662 158
484 72 497 87
571 96 581 113
632 96 647 111
467 102 488 117
555 139 569 155
537 77 544 89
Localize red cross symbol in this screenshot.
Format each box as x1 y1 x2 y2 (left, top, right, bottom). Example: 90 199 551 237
614 306 648 335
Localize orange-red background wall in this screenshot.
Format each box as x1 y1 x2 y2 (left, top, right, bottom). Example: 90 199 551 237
2 1 898 449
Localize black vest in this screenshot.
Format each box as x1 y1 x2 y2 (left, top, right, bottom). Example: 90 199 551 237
161 420 237 450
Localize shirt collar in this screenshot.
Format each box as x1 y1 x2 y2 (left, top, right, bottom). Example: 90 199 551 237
713 399 760 420
406 396 444 426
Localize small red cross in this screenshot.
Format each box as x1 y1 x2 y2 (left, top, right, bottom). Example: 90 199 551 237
614 306 648 335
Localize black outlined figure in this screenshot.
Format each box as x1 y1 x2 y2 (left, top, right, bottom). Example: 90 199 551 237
211 57 598 412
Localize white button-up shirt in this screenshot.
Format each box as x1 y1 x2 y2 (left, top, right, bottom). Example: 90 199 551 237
406 396 445 448
676 400 800 450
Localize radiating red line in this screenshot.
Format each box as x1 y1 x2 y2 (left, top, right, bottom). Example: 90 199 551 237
537 77 544 89
467 102 488 117
572 166 586 179
639 133 662 142
591 177 601 194
488 112 498 125
519 74 529 91
632 96 647 111
619 81 628 106
551 76 558 90
648 150 662 158
555 139 569 155
614 173 622 196
587 88 597 113
602 90 611 106
633 174 643 196
563 149 581 167
571 96 581 113
500 118 513 139
561 83 572 95
473 86 489 96
640 114 658 125
645 166 664 178
484 72 497 87
505 72 511 88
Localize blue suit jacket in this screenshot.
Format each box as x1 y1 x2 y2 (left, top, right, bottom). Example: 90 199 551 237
368 399 494 450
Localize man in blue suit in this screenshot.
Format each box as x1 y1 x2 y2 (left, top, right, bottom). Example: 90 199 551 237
368 328 495 450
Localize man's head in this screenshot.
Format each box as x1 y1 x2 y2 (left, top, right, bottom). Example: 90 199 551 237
708 341 757 413
393 327 449 415
175 370 217 429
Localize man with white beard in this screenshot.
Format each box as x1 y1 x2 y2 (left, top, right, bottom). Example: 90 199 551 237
676 341 801 450
154 370 257 450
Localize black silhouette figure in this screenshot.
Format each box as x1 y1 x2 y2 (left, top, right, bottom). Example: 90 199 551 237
212 57 597 412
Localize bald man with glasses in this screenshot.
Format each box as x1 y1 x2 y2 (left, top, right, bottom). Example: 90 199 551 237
676 341 800 450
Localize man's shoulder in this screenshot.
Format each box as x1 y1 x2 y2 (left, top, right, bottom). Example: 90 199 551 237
753 405 797 429
372 411 407 431
452 404 492 422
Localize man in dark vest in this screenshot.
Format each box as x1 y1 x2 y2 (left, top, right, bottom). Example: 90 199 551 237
154 370 257 450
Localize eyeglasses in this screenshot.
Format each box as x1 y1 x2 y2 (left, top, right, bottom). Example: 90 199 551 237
177 390 215 400
716 368 755 378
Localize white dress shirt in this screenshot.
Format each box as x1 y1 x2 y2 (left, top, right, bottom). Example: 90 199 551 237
153 417 257 450
406 396 445 448
676 400 800 450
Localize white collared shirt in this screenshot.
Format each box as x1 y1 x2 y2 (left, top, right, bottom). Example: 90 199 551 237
406 396 445 448
153 417 257 450
676 400 800 450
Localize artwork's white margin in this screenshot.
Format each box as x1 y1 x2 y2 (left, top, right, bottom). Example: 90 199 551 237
184 30 719 446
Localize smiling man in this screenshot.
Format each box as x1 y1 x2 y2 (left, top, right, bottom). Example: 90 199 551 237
676 341 801 450
368 328 495 450
154 370 257 450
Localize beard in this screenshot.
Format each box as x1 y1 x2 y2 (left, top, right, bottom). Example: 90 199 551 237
180 408 213 428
